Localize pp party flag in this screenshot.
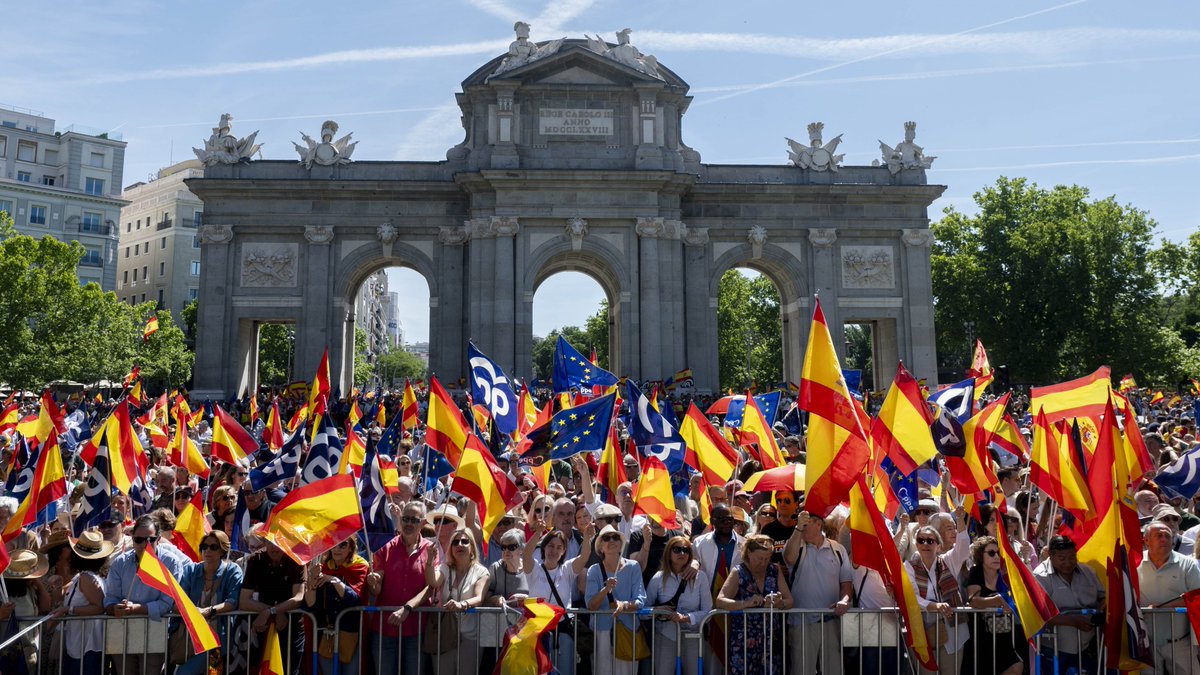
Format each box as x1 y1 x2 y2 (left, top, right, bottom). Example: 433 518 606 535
552 335 618 394
248 428 305 492
679 403 739 486
264 472 363 565
169 423 211 480
519 392 617 464
799 298 871 516
494 598 566 675
969 339 992 378
870 363 937 476
994 513 1058 638
1152 445 1200 500
468 342 520 435
425 376 480 467
945 393 1009 497
308 348 331 418
401 378 419 430
928 378 976 424
73 447 113 536
264 400 285 452
359 439 395 552
137 544 219 654
625 381 686 474
1029 366 1112 423
172 491 211 562
632 456 678 528
259 622 284 675
735 389 787 470
299 413 345 486
143 314 159 341
847 475 937 671
1028 409 1093 515
211 404 257 465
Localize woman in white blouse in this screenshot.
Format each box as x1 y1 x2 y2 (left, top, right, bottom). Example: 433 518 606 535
522 522 593 675
646 535 712 675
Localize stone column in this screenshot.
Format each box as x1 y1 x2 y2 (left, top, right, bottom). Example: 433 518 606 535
681 226 716 392
434 225 469 382
491 216 519 372
299 225 337 392
807 227 840 370
902 228 938 383
636 217 664 379
192 223 235 400
658 219 687 376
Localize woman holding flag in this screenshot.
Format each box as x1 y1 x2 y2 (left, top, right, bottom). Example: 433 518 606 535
522 521 595 675
304 537 367 675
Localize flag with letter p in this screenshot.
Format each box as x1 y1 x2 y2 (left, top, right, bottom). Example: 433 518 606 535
468 342 519 435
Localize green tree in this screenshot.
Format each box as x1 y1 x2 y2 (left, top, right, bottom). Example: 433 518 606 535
716 269 782 391
845 324 874 388
932 177 1182 385
1152 231 1200 351
137 309 193 388
353 327 374 387
582 300 611 371
180 298 198 340
375 348 427 386
257 324 293 386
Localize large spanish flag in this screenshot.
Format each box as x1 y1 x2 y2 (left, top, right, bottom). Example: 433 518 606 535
264 400 285 453
425 376 475 467
170 423 211 480
945 393 1008 497
680 402 739 486
264 473 363 565
994 509 1058 639
211 404 257 465
1028 409 1092 516
101 402 144 495
2 434 66 540
1029 366 1111 423
401 378 419 430
799 298 871 516
869 363 936 476
495 599 565 675
171 491 211 562
137 545 219 654
632 456 678 528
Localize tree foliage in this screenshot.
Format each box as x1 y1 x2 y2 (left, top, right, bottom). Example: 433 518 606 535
717 269 782 391
932 177 1194 386
257 323 293 386
376 348 427 386
0 213 191 390
353 327 374 388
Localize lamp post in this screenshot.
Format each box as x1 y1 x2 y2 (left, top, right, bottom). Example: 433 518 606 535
285 329 296 385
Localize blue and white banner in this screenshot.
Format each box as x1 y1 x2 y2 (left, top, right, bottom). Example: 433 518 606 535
248 429 305 492
468 342 519 435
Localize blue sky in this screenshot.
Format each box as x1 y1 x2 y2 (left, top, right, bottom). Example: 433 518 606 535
12 0 1198 342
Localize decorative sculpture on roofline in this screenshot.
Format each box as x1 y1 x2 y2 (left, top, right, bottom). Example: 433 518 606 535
293 120 357 169
491 22 564 77
786 123 843 172
878 121 935 174
194 113 261 166
586 28 662 79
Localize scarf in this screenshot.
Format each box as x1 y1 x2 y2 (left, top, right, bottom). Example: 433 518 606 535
908 552 963 608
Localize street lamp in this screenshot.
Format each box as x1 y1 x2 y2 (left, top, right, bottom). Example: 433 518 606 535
285 329 296 385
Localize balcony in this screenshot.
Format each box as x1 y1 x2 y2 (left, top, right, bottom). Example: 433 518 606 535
79 253 103 268
80 221 111 236
156 217 172 230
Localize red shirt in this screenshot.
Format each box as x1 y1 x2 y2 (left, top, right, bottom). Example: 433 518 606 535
371 536 434 636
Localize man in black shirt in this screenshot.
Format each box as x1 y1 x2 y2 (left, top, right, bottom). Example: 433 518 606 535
625 519 690 586
239 538 306 674
759 490 801 565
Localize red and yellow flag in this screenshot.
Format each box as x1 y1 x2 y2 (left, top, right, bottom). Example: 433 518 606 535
597 423 628 504
103 402 147 495
137 545 219 654
171 491 211 562
143 314 159 341
0 402 18 435
308 348 331 418
23 390 66 445
495 599 566 675
348 400 363 427
378 456 399 495
869 363 936 476
736 390 786 470
287 403 309 433
633 456 678 528
799 299 871 516
994 509 1058 638
1149 391 1164 406
374 399 386 428
1029 366 1111 423
425 377 476 467
264 473 363 565
401 378 419 430
2 434 66 540
339 421 366 478
945 394 1008 497
170 423 211 480
259 622 284 675
264 400 285 453
680 402 739 486
1029 409 1093 516
969 339 991 378
211 404 257 465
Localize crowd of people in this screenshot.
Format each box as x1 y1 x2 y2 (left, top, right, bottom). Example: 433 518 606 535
0 383 1197 675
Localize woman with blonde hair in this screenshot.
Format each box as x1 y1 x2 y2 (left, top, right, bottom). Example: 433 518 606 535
646 535 711 675
176 530 242 675
431 527 489 674
715 534 792 675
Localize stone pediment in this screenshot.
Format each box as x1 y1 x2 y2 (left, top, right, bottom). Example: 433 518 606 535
463 40 689 92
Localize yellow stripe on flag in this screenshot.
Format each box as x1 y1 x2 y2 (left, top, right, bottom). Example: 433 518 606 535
136 546 219 654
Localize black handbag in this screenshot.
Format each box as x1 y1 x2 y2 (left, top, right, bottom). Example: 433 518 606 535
543 564 594 655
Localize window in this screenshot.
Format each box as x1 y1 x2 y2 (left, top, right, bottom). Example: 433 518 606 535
192 235 200 248
188 288 198 301
161 237 166 249
157 289 164 305
90 152 104 168
126 222 131 233
82 211 102 231
132 268 138 281
85 177 104 196
123 270 128 285
0 136 6 157
193 211 202 227
141 294 145 303
190 260 200 276
124 246 129 258
159 261 165 276
0 200 11 217
40 175 54 186
28 205 46 225
136 218 141 230
44 150 57 165
142 265 148 280
16 140 35 162
16 171 30 182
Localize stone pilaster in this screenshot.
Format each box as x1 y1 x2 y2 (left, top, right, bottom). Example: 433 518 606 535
903 228 938 383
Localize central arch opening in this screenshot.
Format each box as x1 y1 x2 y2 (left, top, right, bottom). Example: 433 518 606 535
345 265 430 390
531 271 612 381
717 267 783 391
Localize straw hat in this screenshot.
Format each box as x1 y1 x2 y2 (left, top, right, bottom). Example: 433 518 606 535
39 529 72 555
3 549 50 579
426 504 464 529
70 529 117 560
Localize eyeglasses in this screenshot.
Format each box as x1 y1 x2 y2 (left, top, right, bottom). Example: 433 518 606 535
220 495 235 502
913 509 935 516
1163 517 1182 523
597 516 620 524
236 471 249 477
534 507 549 514
916 537 938 546
199 543 222 552
600 534 621 543
500 544 521 552
984 550 1000 558
132 535 159 545
671 546 691 555
400 516 421 525
452 540 471 547
759 512 776 518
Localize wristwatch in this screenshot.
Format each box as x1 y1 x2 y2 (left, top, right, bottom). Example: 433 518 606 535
269 606 277 616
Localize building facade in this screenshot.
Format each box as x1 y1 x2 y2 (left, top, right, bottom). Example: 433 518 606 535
0 104 127 290
354 269 390 362
117 159 204 318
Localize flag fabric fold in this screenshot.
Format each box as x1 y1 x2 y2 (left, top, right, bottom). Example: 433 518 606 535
870 363 937 476
1029 366 1112 423
211 404 257 466
264 473 363 565
137 546 219 654
493 598 566 675
552 336 618 394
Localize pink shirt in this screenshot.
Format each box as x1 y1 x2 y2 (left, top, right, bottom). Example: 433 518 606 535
372 536 434 636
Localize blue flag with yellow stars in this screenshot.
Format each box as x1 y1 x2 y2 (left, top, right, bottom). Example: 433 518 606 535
519 392 617 464
722 391 782 428
552 336 618 394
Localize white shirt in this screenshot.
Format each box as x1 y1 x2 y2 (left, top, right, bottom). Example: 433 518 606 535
692 531 743 587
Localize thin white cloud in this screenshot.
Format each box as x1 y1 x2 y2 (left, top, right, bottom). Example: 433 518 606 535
532 0 596 33
937 153 1200 172
394 102 466 160
135 107 445 130
464 0 525 24
938 138 1200 153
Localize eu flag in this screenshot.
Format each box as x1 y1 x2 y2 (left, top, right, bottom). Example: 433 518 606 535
552 336 618 394
722 391 783 428
520 392 616 463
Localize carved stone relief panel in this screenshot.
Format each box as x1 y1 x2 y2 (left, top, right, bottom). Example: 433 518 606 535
241 242 299 287
840 245 895 290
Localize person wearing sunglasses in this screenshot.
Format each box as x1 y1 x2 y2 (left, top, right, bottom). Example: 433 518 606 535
646 536 710 675
305 538 369 675
585 524 646 675
366 500 435 675
239 532 306 674
963 536 1025 675
102 514 172 675
782 511 852 675
522 525 594 675
902 525 967 674
176 531 242 675
432 528 488 675
480 529 531 672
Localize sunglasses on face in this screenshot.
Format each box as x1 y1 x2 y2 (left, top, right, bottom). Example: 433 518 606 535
534 507 549 514
236 471 249 477
132 535 159 545
400 516 421 525
916 537 938 546
220 495 235 501
434 519 455 527
452 540 471 547
398 459 412 465
199 543 222 552
671 546 691 555
600 534 621 542
759 512 776 518
500 544 521 552
597 516 620 524
984 550 1000 558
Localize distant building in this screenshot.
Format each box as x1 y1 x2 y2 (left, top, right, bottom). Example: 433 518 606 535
355 271 389 361
0 104 127 290
117 159 205 320
383 291 402 349
406 341 430 368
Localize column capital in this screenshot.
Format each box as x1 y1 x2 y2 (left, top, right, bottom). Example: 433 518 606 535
682 224 709 247
304 225 334 245
438 225 469 246
636 217 664 238
808 227 837 248
902 228 934 248
491 215 520 237
197 223 233 245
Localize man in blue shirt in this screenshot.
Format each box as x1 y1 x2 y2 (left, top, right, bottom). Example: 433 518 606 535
103 514 174 675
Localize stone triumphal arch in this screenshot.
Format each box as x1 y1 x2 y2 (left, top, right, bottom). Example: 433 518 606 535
187 33 944 400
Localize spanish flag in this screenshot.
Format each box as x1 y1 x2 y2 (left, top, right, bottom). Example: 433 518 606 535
339 421 366 478
401 378 419 430
736 389 787 470
128 379 144 407
597 423 628 504
264 400 285 453
1029 409 1093 516
348 400 363 427
869 363 937 476
143 314 159 341
137 545 219 655
146 422 169 452
308 348 331 418
287 402 309 433
259 622 284 675
1119 374 1137 392
25 390 66 445
0 402 18 435
425 377 475 467
495 599 566 675
170 422 210 480
799 298 871 517
969 339 991 378
247 395 259 423
679 402 739 486
374 399 386 428
1029 366 1111 423
2 434 66 540
994 506 1058 639
264 473 363 565
945 393 1008 497
171 491 211 562
101 402 147 495
633 456 678 528
211 404 257 465
1149 390 1164 406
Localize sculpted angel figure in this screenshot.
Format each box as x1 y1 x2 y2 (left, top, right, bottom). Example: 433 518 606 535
491 22 564 76
294 120 357 169
879 121 935 174
194 113 261 166
586 28 661 78
786 122 844 172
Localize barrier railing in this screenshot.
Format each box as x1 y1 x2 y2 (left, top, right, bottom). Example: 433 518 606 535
3 604 1200 674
